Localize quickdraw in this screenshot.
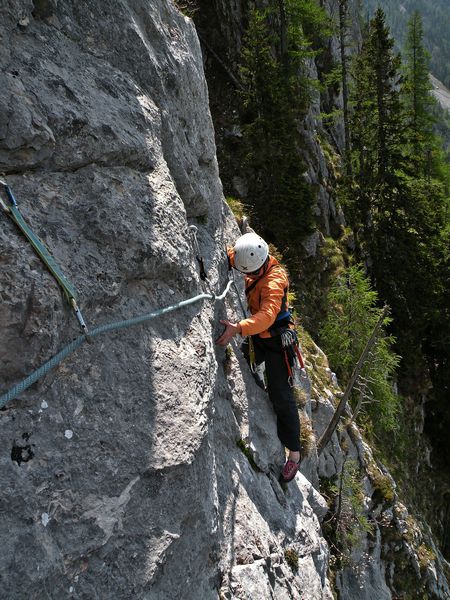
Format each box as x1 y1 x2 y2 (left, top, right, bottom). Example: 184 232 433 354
189 225 208 281
281 328 306 387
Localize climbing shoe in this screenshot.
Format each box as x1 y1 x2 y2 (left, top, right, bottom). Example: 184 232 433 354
279 459 300 483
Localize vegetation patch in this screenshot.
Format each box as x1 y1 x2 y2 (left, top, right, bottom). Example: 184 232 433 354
293 386 308 408
225 196 246 221
296 327 321 359
417 543 436 571
320 459 374 568
319 264 401 436
173 0 198 18
224 345 233 375
368 465 395 505
236 439 260 472
284 548 299 571
317 132 342 178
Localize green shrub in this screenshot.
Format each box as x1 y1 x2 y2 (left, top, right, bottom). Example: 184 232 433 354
284 548 299 571
173 0 197 18
236 439 260 472
321 459 374 567
368 466 395 504
417 543 436 570
339 460 374 554
225 196 246 221
299 413 315 456
319 265 401 434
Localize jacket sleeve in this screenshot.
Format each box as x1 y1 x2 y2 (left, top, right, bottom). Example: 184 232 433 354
239 277 285 337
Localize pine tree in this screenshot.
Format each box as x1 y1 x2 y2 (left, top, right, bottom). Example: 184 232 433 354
343 9 448 374
345 8 405 260
338 0 351 174
402 11 435 174
351 9 403 189
239 1 329 247
320 265 400 432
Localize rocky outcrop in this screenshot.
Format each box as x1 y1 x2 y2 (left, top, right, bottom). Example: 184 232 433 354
430 74 450 112
0 2 334 598
301 333 450 600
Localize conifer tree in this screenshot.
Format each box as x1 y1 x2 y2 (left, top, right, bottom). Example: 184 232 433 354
320 265 400 432
402 11 435 174
338 0 351 174
343 9 449 378
351 9 403 189
239 1 328 247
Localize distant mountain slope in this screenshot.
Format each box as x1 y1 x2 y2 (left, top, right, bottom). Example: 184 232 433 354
362 0 450 89
430 74 450 113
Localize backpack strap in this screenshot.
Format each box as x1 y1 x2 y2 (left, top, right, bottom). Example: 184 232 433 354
245 263 274 296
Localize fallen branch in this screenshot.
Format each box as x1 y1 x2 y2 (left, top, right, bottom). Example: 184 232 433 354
317 305 389 455
197 32 243 90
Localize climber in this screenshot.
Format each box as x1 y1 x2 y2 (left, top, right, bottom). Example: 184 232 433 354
216 232 301 483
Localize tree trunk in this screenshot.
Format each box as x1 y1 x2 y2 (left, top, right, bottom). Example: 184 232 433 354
317 305 389 455
339 0 351 175
278 0 288 66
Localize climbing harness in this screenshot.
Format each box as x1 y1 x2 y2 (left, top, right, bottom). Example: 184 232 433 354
188 225 208 281
0 179 88 334
280 328 307 388
0 278 234 409
230 245 309 389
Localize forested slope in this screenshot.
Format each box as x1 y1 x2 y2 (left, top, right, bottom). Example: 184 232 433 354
362 0 450 88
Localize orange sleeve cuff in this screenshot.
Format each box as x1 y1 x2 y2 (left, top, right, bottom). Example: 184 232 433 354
239 315 274 337
239 320 250 337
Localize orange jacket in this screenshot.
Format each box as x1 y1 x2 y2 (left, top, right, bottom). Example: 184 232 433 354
228 249 290 338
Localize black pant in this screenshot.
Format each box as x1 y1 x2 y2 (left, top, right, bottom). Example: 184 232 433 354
242 336 301 452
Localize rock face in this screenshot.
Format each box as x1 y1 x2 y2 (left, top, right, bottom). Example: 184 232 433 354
1 2 449 600
430 74 450 112
0 2 334 598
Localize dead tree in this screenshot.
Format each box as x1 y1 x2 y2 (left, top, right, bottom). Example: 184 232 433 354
317 305 389 455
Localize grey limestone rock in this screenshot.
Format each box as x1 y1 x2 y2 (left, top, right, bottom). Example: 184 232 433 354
0 2 334 599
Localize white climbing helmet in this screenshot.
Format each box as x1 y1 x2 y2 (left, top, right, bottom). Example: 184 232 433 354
234 233 269 274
